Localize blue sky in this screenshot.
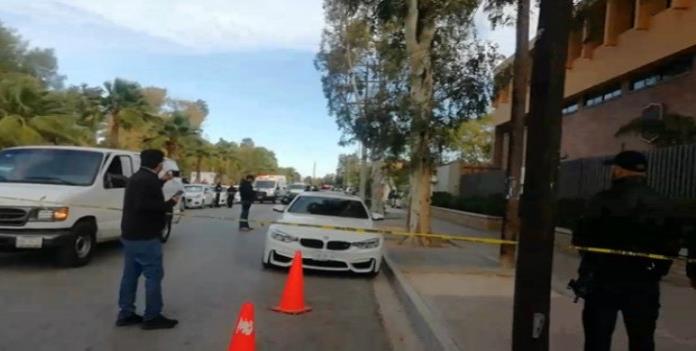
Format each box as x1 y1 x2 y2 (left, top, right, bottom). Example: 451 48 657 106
0 0 528 177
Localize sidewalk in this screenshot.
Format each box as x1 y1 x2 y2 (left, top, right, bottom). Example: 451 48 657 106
380 209 696 350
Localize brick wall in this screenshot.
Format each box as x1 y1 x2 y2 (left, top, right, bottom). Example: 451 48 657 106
561 69 696 160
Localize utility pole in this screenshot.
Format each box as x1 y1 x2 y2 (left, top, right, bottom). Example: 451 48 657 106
500 0 531 269
313 162 317 185
511 0 572 350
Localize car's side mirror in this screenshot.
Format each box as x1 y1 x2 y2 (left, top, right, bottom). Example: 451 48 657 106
372 213 385 221
272 205 286 213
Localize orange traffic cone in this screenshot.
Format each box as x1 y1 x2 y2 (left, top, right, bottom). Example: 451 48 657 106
228 302 256 351
272 251 312 314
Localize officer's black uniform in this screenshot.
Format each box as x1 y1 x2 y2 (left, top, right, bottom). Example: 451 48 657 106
572 151 680 351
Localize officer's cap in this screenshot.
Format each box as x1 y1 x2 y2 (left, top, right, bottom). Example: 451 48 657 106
603 150 648 173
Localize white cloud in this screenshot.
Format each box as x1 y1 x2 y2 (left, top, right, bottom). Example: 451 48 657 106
3 0 326 53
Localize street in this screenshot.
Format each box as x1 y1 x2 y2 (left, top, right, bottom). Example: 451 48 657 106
0 205 391 351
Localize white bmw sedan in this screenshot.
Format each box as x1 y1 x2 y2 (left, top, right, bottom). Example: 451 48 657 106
263 192 384 275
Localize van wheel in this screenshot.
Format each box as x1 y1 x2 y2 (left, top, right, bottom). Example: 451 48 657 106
56 221 95 267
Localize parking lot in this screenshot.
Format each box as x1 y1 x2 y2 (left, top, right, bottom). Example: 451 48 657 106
0 205 391 351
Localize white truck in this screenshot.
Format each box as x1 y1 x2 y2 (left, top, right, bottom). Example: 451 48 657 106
0 146 181 267
253 175 288 203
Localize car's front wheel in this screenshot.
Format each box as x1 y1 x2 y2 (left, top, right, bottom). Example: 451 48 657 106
262 252 274 269
56 221 95 267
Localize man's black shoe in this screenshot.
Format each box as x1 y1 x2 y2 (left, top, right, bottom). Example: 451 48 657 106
141 315 179 330
116 314 143 327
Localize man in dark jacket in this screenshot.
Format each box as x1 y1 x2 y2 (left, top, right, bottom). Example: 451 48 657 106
117 149 181 330
572 151 680 351
239 175 255 231
214 182 223 207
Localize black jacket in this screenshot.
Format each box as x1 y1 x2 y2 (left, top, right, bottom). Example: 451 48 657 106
121 168 175 240
572 176 680 283
239 180 255 202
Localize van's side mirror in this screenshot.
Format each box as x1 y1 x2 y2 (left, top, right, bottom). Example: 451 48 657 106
272 205 286 213
372 213 385 221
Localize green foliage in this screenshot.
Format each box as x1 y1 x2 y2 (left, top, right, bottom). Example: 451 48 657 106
447 115 494 164
336 153 362 186
0 73 91 147
615 113 696 147
316 0 409 160
0 21 65 88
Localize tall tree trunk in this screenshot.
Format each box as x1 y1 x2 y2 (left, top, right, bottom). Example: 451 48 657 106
501 0 531 269
370 158 386 215
359 145 369 200
511 0 572 349
195 156 202 183
405 0 436 238
109 112 120 148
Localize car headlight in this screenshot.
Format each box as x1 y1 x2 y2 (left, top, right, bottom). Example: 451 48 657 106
270 229 298 243
31 207 69 222
352 238 380 249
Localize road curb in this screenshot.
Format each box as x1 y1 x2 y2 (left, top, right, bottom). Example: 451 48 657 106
382 253 460 351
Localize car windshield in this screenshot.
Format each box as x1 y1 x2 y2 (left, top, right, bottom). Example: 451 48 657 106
255 180 276 188
185 186 203 192
289 184 306 190
0 149 103 186
288 196 368 219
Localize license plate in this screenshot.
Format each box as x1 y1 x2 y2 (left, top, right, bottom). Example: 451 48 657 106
316 252 332 261
16 236 43 249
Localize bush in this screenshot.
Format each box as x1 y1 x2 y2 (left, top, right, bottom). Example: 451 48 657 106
431 192 505 217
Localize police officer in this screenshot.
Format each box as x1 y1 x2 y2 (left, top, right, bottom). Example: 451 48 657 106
572 150 680 351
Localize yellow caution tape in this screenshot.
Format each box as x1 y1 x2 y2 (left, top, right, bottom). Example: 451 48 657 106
0 195 693 262
571 245 691 262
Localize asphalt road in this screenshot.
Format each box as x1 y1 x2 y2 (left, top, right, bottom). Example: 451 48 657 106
0 204 391 351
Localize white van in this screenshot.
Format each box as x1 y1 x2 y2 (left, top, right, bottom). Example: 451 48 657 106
253 175 288 203
0 146 181 267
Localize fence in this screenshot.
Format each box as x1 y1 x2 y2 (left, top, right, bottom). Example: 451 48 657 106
459 144 696 200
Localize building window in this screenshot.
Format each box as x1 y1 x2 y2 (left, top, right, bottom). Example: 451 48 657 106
631 54 693 91
562 102 579 115
585 84 622 107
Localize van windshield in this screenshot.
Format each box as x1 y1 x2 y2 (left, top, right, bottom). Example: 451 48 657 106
255 180 276 189
0 149 103 186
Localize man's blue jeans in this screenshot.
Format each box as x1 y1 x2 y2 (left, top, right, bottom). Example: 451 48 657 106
240 201 252 229
118 239 164 321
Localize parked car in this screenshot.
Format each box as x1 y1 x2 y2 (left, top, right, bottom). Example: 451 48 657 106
263 191 384 275
203 186 216 207
280 191 299 205
0 146 181 267
184 185 206 209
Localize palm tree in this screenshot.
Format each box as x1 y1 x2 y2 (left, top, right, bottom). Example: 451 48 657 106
0 73 91 147
616 113 696 147
183 139 214 183
102 78 149 148
144 111 200 159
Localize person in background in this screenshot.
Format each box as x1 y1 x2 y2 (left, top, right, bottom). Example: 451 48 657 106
227 184 237 209
117 149 181 330
239 175 255 231
214 182 223 208
571 151 680 351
